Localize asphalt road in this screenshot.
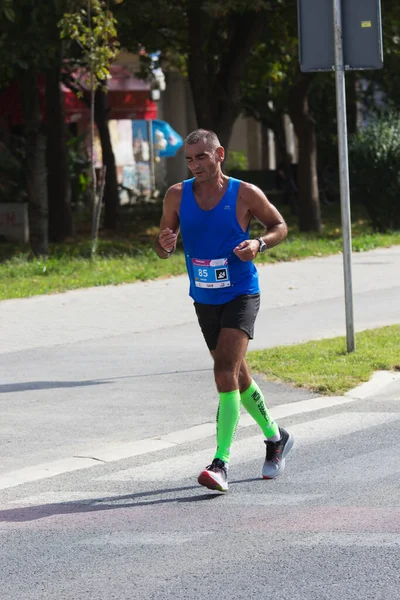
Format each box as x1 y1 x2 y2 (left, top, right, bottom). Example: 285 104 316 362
0 247 399 599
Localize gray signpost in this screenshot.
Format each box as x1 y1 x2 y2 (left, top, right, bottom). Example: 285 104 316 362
297 0 383 352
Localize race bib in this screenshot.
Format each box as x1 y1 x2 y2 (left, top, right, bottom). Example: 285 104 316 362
192 258 231 289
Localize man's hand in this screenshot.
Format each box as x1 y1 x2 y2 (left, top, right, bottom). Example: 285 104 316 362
159 227 177 253
233 239 259 262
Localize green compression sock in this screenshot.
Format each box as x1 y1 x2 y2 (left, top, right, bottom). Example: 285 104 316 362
240 380 280 440
214 390 241 464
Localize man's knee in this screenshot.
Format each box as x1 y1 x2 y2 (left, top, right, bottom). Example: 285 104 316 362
214 361 239 390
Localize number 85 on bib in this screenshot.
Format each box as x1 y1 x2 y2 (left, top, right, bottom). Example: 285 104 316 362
192 258 231 289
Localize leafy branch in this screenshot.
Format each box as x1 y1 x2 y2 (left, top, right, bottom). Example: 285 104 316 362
59 0 119 84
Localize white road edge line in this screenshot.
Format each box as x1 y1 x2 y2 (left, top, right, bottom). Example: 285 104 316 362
0 394 354 491
0 371 398 491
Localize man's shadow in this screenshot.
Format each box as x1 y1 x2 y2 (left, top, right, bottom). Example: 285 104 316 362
0 485 221 522
0 478 260 523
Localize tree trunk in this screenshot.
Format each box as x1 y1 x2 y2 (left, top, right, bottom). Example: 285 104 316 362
45 61 73 242
94 89 119 230
18 71 48 256
187 8 266 152
210 98 240 151
288 73 321 233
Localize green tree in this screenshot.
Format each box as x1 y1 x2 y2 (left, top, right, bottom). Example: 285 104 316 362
349 113 400 231
116 0 324 232
116 0 274 149
0 0 118 254
0 0 63 254
361 2 400 112
60 0 120 230
241 5 321 232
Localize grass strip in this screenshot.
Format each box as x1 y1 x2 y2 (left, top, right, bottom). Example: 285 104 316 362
0 249 187 299
247 325 400 396
1 203 400 301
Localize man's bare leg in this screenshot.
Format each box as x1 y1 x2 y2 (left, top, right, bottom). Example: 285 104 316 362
197 328 247 492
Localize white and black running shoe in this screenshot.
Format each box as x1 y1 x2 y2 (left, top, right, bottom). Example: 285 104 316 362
262 427 294 479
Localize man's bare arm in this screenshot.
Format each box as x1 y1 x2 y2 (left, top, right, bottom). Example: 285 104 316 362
154 184 181 259
234 183 288 262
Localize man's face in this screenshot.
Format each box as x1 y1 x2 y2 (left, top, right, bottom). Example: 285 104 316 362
185 140 224 181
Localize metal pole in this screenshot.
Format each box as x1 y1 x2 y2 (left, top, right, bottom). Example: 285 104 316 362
147 119 156 195
333 0 355 352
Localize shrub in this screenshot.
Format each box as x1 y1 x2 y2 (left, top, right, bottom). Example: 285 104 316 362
349 114 400 232
224 150 248 174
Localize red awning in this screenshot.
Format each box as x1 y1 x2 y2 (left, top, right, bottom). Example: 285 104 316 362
63 65 157 121
63 88 157 122
0 65 157 127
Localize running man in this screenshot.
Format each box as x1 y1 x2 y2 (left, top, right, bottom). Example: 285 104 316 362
154 128 293 492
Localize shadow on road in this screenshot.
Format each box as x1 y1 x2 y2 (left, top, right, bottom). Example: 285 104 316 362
0 485 223 522
0 369 212 393
0 380 111 393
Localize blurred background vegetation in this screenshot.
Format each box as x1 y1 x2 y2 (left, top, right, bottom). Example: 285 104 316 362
0 0 399 265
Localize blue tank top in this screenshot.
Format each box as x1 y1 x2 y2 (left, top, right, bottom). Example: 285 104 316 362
179 177 260 304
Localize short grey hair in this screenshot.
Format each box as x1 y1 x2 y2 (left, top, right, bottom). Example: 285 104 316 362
185 129 221 150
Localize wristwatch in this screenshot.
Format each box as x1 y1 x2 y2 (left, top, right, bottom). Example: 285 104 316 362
255 237 268 253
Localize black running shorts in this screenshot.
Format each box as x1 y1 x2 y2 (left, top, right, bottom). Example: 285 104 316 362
194 293 261 351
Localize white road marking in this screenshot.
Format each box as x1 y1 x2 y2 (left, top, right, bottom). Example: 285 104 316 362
100 412 395 482
0 370 396 493
0 440 175 492
0 393 359 491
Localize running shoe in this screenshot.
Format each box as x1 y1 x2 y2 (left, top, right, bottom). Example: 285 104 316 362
198 458 228 492
262 427 294 479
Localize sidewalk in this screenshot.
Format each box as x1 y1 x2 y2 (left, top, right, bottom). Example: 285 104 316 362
0 246 399 355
